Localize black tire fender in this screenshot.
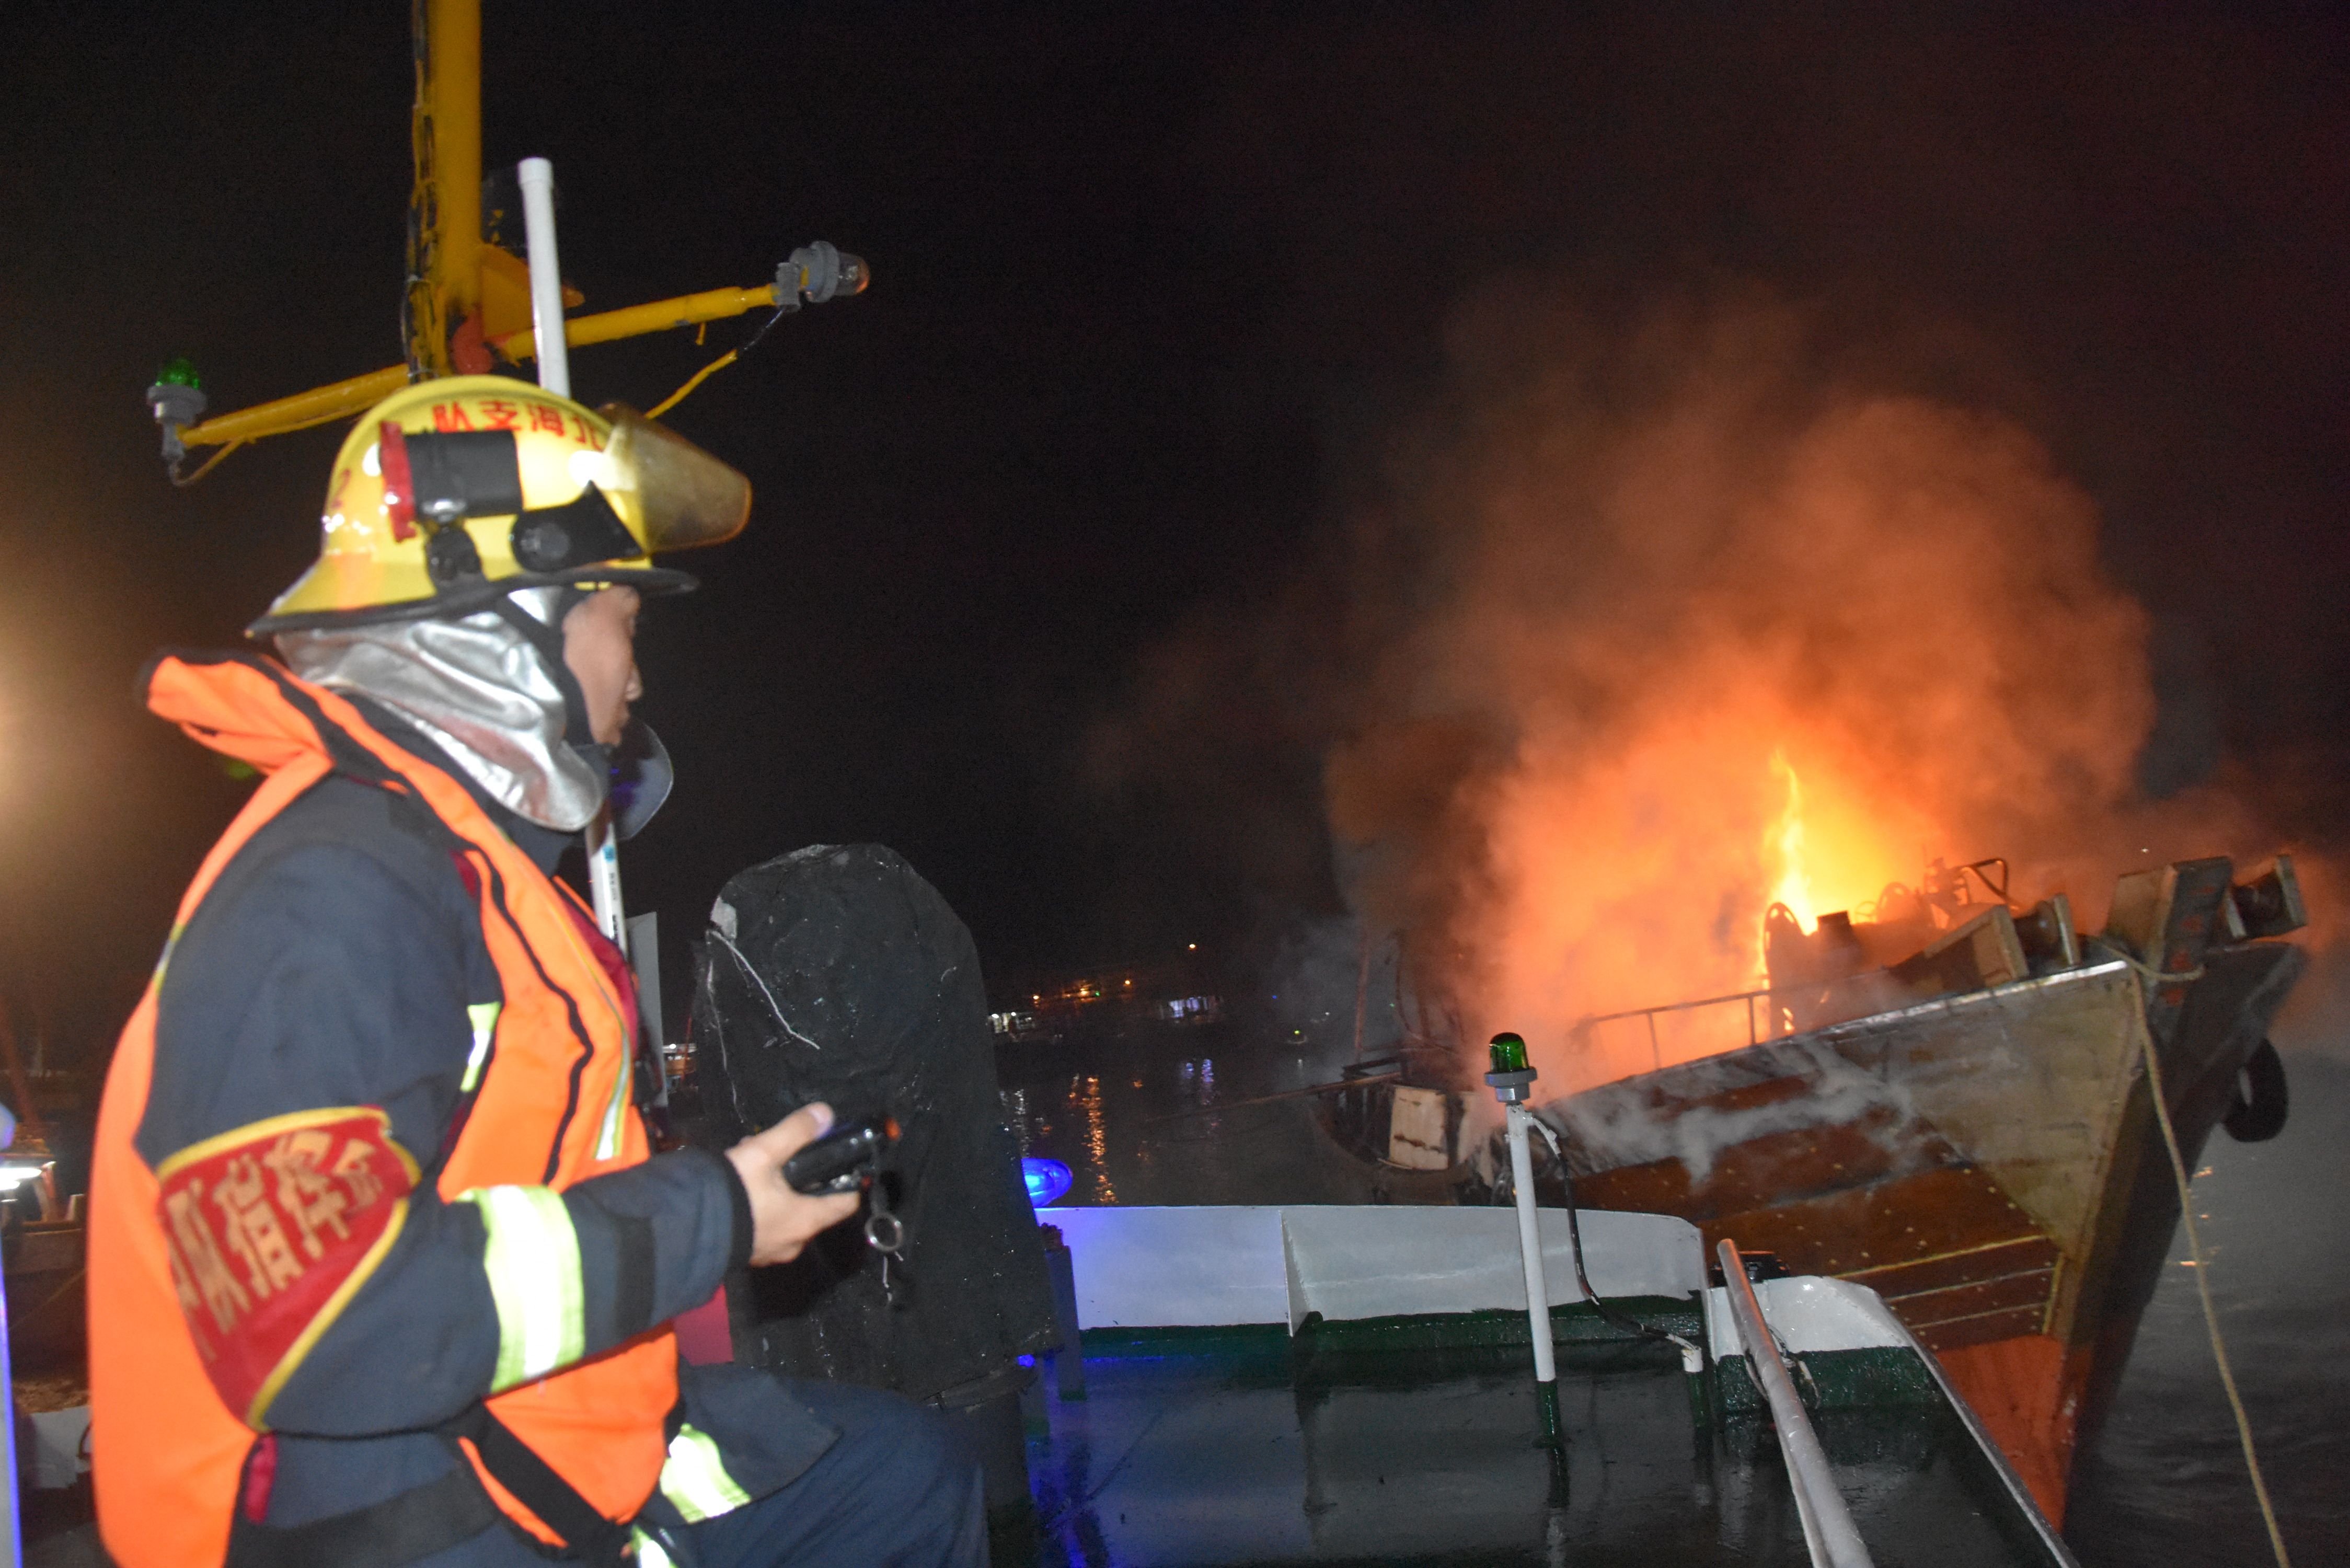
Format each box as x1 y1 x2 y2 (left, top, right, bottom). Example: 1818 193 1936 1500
2222 1039 2289 1143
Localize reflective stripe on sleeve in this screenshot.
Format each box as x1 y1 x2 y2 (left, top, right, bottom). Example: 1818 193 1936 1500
152 920 187 985
632 1528 677 1568
659 1423 754 1524
458 1184 585 1390
460 1001 502 1092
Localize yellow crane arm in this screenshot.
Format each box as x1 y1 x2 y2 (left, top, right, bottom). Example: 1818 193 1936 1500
175 281 788 451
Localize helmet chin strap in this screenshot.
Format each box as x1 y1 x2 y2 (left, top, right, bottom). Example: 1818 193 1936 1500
489 590 610 778
495 586 635 946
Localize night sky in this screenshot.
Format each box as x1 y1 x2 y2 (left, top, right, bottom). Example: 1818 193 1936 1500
2 3 2345 1058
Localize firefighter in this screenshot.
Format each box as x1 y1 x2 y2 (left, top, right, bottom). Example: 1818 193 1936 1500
88 377 985 1567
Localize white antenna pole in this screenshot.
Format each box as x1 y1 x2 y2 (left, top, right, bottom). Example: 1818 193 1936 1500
517 158 571 397
1484 1039 1562 1446
519 157 625 946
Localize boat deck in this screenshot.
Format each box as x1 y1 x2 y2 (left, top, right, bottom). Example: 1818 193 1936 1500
1012 1310 2064 1567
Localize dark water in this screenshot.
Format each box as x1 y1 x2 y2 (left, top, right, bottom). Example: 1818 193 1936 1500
999 1020 2350 1565
1019 1338 2048 1568
2063 1046 2350 1566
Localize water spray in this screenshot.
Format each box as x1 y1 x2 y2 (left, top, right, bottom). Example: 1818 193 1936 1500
1485 1031 1562 1447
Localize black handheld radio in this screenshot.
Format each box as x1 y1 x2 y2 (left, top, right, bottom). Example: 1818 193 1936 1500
780 1114 908 1302
782 1115 897 1194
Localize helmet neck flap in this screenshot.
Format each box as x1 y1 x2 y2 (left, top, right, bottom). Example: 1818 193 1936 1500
277 587 610 834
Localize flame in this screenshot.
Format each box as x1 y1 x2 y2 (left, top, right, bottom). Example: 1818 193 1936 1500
1458 710 1932 1069
1766 748 1814 932
1759 748 1918 944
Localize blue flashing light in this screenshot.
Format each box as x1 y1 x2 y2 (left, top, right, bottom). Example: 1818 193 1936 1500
1022 1156 1074 1208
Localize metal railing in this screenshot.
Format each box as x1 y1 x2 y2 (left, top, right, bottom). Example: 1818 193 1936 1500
1577 982 1784 1069
1716 1239 1875 1568
1574 956 2046 1071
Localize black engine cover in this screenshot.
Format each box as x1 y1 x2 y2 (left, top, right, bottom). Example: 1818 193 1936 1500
686 843 1057 1405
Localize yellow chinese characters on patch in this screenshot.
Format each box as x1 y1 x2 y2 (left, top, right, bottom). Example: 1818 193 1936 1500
155 1106 419 1425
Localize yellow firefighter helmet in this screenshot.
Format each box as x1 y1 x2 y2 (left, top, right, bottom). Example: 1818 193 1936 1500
250 375 750 634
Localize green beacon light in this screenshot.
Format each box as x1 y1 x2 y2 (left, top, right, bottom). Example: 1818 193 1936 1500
147 356 209 476
1486 1032 1537 1103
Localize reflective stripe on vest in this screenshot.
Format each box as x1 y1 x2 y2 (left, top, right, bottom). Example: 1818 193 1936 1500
658 1423 754 1524
595 1073 627 1160
462 1001 502 1092
460 1185 586 1390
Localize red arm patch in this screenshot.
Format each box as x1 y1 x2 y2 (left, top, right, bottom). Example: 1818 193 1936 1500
155 1108 419 1426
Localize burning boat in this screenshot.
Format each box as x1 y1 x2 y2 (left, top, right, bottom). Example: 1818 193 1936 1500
1316 852 2306 1524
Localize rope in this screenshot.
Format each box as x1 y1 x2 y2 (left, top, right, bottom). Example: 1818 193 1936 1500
2105 939 2290 1566
169 437 247 488
707 928 824 1055
646 350 738 420
1523 1114 1700 1363
2086 936 2203 991
646 298 797 420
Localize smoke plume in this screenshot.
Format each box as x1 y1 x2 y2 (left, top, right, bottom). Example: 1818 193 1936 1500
1324 284 2259 1089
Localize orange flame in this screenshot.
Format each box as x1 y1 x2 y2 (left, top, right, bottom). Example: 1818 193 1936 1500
1766 748 1813 932
1760 748 1921 943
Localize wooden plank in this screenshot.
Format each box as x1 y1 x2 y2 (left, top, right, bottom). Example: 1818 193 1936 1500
1824 964 2148 1273
1660 1164 2049 1279
1844 1233 2058 1299
1913 1303 2047 1351
1570 1112 1951 1220
1385 1086 1452 1170
1890 906 2028 996
1880 1267 2053 1328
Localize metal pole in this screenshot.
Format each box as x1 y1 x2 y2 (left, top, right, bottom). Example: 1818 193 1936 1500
1485 1033 1560 1445
517 155 626 947
0 1256 19 1568
406 0 482 376
583 816 626 946
1716 1239 1874 1568
1351 926 1372 1062
1507 1104 1558 1383
429 0 481 328
516 159 570 398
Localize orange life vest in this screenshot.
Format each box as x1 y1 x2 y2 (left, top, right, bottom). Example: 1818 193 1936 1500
90 651 676 1567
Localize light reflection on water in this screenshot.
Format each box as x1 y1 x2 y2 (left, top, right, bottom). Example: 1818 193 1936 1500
1077 1075 1113 1204
997 1028 1378 1207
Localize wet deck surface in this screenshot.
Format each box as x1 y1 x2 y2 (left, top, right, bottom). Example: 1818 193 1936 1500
1013 1332 2052 1567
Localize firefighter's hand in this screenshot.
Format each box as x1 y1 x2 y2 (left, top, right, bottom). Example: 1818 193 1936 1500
725 1102 862 1266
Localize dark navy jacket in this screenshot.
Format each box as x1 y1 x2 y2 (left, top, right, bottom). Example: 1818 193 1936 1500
139 698 835 1560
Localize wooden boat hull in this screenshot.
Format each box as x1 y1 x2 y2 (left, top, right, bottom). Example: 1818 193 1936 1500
1548 940 2302 1523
